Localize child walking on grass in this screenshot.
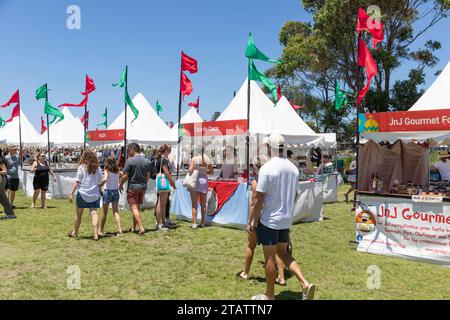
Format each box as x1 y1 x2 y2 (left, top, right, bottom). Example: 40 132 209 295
99 155 124 237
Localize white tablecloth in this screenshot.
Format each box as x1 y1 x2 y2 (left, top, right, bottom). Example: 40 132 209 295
21 169 77 200
323 173 339 203
293 181 324 223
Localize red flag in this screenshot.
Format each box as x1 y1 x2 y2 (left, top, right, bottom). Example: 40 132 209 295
277 85 282 101
291 104 304 110
181 72 193 99
1 90 19 108
181 51 198 74
59 96 88 108
41 117 47 134
81 75 96 96
188 97 200 111
169 121 174 129
357 7 384 48
6 104 20 123
357 38 378 106
81 111 89 129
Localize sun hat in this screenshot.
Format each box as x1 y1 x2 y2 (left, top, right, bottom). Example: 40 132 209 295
267 134 285 150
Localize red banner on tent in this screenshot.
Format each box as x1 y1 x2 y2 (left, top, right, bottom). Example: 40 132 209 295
359 109 450 133
88 129 125 142
182 120 248 137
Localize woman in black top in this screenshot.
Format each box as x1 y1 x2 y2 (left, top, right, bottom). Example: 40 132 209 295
30 152 56 208
0 149 16 218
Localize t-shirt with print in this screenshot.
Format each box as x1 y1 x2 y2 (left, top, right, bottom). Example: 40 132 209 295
155 158 170 175
5 154 19 179
123 156 150 191
256 157 299 230
76 165 103 203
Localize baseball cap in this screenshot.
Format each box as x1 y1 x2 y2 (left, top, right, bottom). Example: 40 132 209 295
267 134 285 150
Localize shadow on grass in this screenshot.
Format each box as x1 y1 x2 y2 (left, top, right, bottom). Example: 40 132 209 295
275 290 303 300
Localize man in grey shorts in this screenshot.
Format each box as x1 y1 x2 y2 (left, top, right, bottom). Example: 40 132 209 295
5 146 20 209
251 134 315 301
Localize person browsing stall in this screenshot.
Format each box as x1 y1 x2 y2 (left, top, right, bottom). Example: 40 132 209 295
431 151 450 181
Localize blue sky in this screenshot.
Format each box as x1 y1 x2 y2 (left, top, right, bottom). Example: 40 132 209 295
0 0 449 131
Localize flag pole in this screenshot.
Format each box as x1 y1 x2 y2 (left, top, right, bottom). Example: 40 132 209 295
176 52 183 180
17 90 23 169
45 84 51 164
246 57 251 184
84 76 88 152
354 33 363 207
124 65 128 160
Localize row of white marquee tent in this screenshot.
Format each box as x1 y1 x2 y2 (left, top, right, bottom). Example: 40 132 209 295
0 58 450 147
8 56 450 147
4 58 449 148
0 78 333 148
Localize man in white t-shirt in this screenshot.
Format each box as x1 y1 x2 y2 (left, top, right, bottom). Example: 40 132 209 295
251 134 315 301
432 151 450 181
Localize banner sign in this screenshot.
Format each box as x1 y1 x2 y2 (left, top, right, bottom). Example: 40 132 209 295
182 120 248 137
356 195 450 265
359 109 450 133
87 129 125 142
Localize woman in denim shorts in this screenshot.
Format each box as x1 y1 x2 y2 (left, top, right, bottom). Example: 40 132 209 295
99 156 124 237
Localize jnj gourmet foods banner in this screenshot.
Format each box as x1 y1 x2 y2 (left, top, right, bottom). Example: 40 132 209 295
356 195 450 265
359 109 450 133
88 129 125 142
181 120 248 137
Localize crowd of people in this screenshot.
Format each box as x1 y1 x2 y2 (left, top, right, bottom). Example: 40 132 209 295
1 135 317 300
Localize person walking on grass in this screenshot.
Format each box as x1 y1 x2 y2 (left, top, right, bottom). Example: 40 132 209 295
68 149 103 241
251 134 315 301
5 146 20 209
98 155 124 237
30 152 56 209
187 146 214 229
154 144 176 231
119 143 149 236
237 155 287 286
0 149 16 220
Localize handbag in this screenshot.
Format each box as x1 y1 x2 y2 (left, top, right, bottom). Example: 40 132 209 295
156 158 171 193
183 169 198 190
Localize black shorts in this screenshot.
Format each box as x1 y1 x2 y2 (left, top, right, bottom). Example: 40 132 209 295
256 223 290 246
33 176 49 191
6 178 20 191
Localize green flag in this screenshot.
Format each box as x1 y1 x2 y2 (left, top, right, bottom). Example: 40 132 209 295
245 33 282 64
334 80 348 111
156 100 163 114
36 84 48 101
112 67 127 88
44 101 64 125
125 91 139 123
249 59 278 101
0 117 6 128
97 108 108 128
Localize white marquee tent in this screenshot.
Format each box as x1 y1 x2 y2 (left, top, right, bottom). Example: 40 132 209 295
40 107 85 147
171 107 203 138
217 79 274 134
362 60 450 144
0 111 44 146
409 60 450 111
109 93 177 145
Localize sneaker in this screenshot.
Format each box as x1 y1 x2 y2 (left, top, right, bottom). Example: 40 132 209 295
1 215 17 220
166 219 177 226
156 224 169 231
191 224 198 229
302 284 316 300
11 205 17 209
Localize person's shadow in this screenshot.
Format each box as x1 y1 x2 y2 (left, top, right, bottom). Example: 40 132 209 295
275 291 303 300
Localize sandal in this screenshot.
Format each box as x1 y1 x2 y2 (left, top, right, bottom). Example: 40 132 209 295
236 271 249 280
116 232 125 237
251 294 274 301
68 231 77 238
138 230 146 236
302 283 316 300
276 277 287 286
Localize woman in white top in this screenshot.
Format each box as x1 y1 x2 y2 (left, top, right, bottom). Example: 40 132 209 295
68 149 103 241
188 146 213 229
99 155 124 237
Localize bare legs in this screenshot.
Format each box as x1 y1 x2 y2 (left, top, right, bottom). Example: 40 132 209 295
100 202 123 235
344 184 355 203
130 203 145 234
190 191 207 227
156 192 169 226
241 231 257 278
32 189 46 208
261 242 311 299
72 207 100 240
8 190 16 207
32 190 40 208
190 191 198 226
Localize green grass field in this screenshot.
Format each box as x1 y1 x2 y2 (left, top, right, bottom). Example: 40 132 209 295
0 186 448 300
